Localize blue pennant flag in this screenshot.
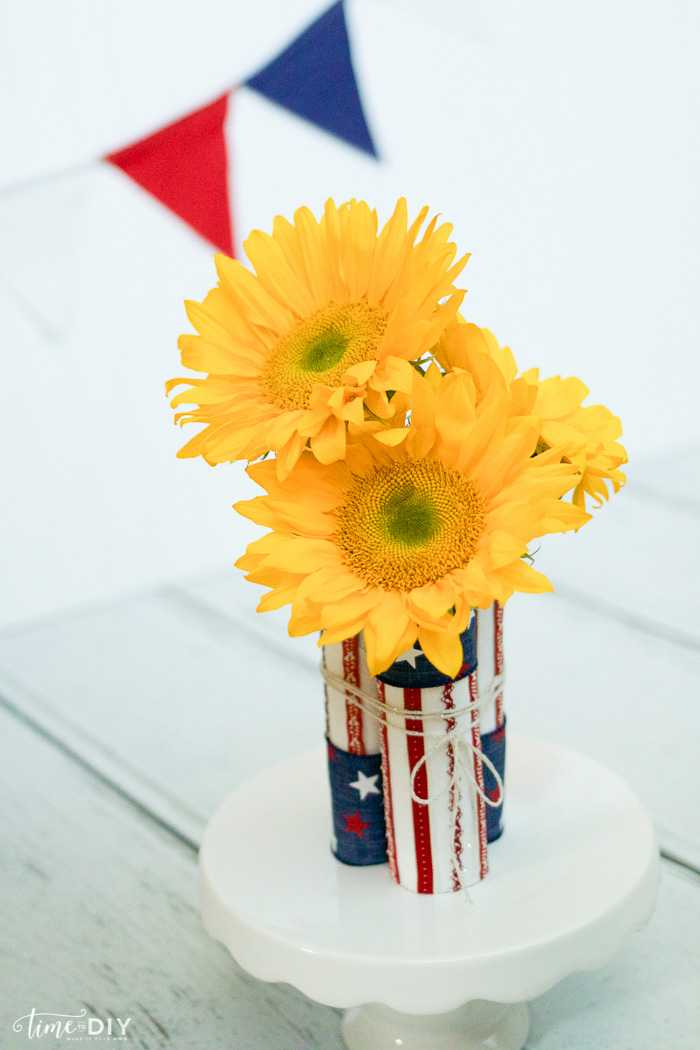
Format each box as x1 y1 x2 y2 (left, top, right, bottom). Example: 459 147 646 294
245 1 378 157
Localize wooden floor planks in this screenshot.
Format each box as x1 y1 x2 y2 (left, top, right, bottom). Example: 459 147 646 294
504 591 700 870
0 587 323 843
3 704 699 1049
1 708 345 1050
527 481 700 645
524 862 700 1049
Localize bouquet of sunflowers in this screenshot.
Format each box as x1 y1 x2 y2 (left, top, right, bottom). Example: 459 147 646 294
167 198 625 679
167 199 625 892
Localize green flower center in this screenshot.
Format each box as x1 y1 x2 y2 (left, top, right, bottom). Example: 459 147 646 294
383 487 440 546
261 301 387 410
299 331 350 373
335 460 486 591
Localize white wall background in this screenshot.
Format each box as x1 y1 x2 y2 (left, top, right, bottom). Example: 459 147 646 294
1 0 698 629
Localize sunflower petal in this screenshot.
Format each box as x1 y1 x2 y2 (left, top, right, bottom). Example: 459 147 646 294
417 627 464 678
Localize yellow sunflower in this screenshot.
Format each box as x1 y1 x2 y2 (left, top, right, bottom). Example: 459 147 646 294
166 199 468 478
234 368 589 677
522 370 627 509
433 318 627 509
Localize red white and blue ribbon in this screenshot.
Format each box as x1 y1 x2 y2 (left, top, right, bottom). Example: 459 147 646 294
326 738 387 865
324 635 386 865
323 634 381 756
475 603 506 841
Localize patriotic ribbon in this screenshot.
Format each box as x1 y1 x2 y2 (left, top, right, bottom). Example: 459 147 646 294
320 662 505 899
326 739 387 865
473 603 507 842
475 603 505 735
323 634 381 756
481 719 506 842
323 635 386 865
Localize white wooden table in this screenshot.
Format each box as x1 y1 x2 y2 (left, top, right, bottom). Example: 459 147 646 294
3 455 700 1050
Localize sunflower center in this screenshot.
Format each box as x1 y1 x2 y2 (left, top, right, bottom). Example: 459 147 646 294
261 301 387 410
299 331 349 373
383 487 439 546
335 460 486 591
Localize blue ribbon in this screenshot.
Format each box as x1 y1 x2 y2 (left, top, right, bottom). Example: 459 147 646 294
326 739 388 865
481 720 506 842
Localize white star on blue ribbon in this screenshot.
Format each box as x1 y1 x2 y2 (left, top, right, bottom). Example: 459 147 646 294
396 644 423 669
349 770 381 800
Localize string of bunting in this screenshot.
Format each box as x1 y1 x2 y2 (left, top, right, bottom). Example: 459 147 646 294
0 1 378 332
106 0 378 256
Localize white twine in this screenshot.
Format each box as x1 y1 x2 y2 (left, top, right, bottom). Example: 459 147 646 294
320 662 505 902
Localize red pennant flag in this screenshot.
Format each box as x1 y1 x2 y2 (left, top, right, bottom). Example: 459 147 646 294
105 93 233 256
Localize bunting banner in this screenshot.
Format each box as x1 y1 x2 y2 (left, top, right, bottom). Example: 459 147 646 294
0 0 378 333
103 0 375 258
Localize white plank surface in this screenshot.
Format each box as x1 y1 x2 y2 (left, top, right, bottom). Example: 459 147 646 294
530 480 700 645
0 587 323 844
524 863 700 1050
503 591 700 870
1 707 345 1050
2 705 700 1049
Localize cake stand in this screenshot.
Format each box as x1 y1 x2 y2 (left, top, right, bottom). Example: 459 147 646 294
200 736 659 1050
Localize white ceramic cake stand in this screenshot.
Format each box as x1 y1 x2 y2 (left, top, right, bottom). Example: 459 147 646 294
200 736 659 1050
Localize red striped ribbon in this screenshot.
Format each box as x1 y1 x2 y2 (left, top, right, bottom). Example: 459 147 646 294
404 687 434 894
494 602 505 728
342 635 364 754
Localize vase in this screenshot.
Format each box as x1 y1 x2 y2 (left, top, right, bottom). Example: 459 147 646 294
322 604 507 891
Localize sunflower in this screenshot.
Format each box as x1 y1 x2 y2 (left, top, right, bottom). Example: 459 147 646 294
166 199 468 478
234 367 589 677
522 370 627 509
433 318 627 509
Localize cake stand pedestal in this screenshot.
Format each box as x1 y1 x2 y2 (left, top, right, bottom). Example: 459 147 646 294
200 736 659 1050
